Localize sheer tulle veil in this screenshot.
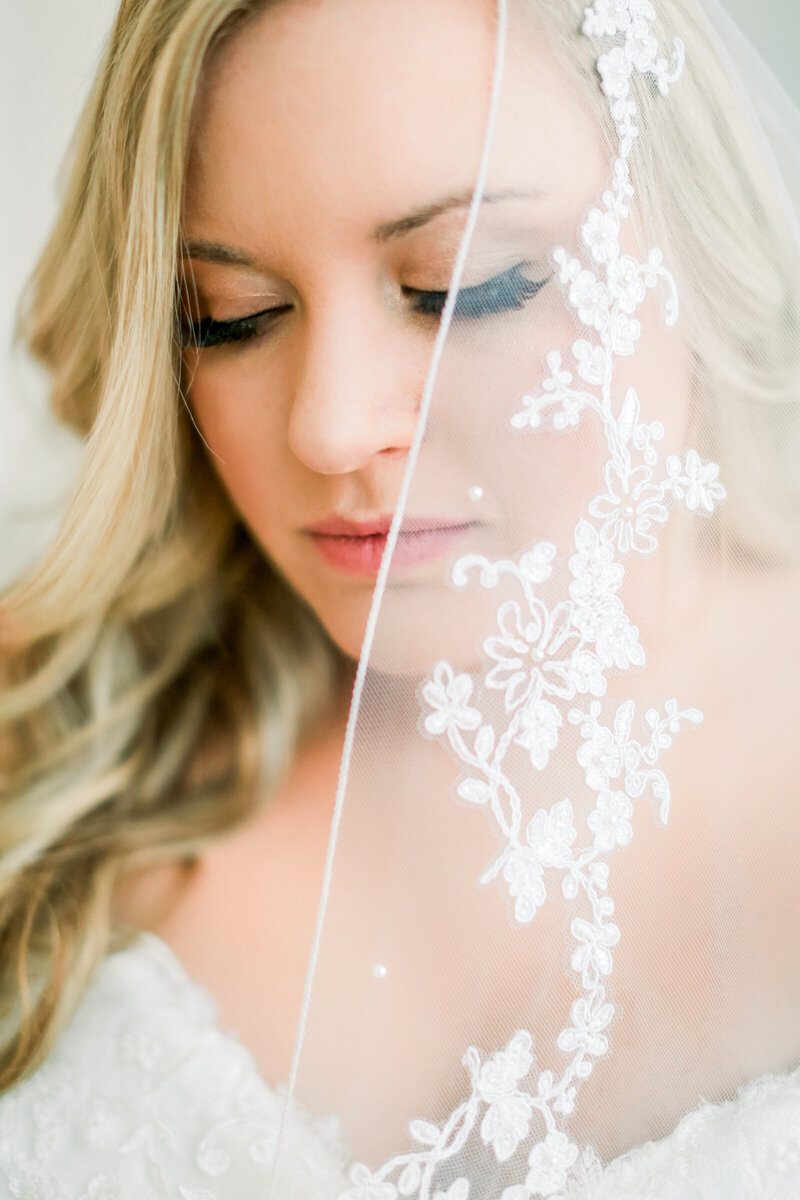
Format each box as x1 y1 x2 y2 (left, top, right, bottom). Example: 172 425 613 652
266 0 800 1196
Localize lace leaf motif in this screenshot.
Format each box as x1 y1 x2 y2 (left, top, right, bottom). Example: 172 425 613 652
341 4 723 1198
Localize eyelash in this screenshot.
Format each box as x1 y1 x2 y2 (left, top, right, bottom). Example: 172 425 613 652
181 305 291 350
181 263 549 350
405 263 549 320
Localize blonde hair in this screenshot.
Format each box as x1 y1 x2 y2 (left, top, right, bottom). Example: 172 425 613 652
0 0 340 1090
0 0 798 1092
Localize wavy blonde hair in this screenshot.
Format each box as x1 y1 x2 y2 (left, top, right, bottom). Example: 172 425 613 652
0 0 342 1090
1 0 798 1092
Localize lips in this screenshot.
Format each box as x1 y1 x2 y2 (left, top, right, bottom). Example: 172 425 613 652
304 514 476 575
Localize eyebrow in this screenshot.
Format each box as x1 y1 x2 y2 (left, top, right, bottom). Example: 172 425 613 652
180 239 253 266
372 187 541 242
181 188 542 267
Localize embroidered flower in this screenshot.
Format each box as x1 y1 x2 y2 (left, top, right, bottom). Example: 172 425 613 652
570 917 621 981
584 0 634 37
569 521 623 608
589 861 610 892
629 17 659 72
478 1031 533 1101
568 649 606 698
481 1094 534 1163
503 852 547 923
666 450 726 513
572 338 607 385
576 724 625 791
567 270 612 332
610 95 640 146
606 254 646 314
588 790 634 849
582 208 620 265
485 602 537 708
589 462 669 554
485 601 575 709
597 46 633 100
526 1131 580 1196
557 994 615 1059
610 312 642 356
515 698 563 770
422 663 482 735
525 800 577 869
518 541 557 584
594 610 645 671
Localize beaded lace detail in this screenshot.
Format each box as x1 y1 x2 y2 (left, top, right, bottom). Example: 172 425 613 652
339 3 732 1198
0 935 798 1199
0 934 350 1200
1 6 791 1200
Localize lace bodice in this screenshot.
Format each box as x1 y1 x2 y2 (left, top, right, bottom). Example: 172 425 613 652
0 933 798 1199
0 935 350 1200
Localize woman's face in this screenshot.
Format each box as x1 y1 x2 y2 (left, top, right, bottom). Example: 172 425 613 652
182 0 690 669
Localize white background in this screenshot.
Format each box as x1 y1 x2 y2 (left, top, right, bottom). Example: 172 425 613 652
1 0 798 584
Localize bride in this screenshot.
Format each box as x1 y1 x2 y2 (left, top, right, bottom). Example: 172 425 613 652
1 0 799 1195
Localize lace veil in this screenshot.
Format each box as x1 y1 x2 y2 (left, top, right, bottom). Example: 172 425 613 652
266 1 800 1196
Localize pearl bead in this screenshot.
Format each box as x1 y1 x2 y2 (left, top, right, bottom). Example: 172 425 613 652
372 962 388 980
468 485 484 503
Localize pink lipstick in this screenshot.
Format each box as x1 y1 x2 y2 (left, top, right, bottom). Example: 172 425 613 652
304 515 476 575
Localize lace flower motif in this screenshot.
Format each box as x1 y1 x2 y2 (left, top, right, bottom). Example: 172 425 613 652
514 698 563 770
478 1032 535 1161
667 450 726 512
422 664 482 735
349 4 713 1198
587 791 634 850
525 1131 580 1196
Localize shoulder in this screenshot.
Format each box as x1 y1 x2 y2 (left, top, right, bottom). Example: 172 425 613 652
0 934 349 1199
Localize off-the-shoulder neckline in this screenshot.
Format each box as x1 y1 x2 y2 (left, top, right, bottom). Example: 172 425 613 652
108 927 800 1194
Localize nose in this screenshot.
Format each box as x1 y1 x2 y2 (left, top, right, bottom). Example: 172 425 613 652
287 295 424 475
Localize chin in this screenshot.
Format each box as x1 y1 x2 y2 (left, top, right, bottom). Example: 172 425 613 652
331 582 499 681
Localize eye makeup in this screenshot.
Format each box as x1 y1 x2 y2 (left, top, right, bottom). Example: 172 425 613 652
180 304 292 349
181 263 550 350
405 262 549 320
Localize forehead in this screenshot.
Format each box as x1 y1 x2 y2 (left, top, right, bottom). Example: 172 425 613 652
183 0 603 256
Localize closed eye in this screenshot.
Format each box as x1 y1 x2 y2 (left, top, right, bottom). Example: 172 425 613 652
180 304 293 349
181 262 549 349
404 262 550 320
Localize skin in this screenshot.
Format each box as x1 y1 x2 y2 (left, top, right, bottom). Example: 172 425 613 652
117 0 800 1167
181 0 692 674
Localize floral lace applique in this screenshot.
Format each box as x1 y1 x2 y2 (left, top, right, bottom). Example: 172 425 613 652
0 934 349 1200
340 3 731 1198
1 937 797 1200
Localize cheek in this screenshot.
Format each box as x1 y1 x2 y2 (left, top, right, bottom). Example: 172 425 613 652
184 351 376 664
425 279 692 557
185 355 296 541
425 286 606 551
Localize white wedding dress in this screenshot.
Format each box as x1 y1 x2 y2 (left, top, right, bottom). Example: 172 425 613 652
0 933 798 1200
